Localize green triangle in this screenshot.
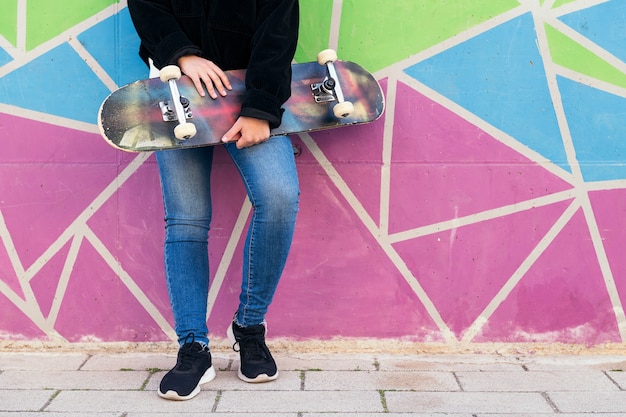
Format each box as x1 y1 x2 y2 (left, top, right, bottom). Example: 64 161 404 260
295 0 334 63
337 0 520 72
26 0 119 51
545 23 626 89
552 0 578 8
0 0 18 47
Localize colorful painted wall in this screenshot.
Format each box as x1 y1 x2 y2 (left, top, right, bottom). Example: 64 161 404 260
1 0 626 349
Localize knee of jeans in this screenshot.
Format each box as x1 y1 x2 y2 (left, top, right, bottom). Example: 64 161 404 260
255 184 300 218
164 218 211 242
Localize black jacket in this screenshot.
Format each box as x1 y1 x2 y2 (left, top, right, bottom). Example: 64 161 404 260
127 0 299 128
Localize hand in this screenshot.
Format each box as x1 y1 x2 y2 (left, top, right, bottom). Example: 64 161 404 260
177 55 232 98
222 117 271 149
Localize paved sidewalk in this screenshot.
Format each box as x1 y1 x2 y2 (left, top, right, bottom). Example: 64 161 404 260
1 350 626 416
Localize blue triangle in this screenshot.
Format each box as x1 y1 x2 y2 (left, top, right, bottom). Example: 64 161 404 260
77 7 147 87
559 1 626 64
0 48 12 67
0 43 110 124
405 13 570 172
559 76 626 182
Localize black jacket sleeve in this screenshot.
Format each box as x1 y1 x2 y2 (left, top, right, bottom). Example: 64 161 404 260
239 0 299 128
127 0 205 68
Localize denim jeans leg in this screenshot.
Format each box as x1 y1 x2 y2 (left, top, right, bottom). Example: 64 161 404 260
156 147 214 346
225 136 300 327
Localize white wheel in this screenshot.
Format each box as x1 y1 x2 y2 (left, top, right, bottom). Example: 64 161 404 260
317 49 338 65
333 101 354 118
174 122 197 140
160 65 182 83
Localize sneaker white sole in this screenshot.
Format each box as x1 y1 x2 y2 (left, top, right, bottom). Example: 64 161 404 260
237 369 278 383
158 365 216 401
227 321 278 383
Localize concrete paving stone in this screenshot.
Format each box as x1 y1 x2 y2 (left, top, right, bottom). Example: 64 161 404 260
521 355 626 371
81 353 173 371
0 389 55 412
216 390 384 413
302 412 472 417
127 412 298 417
0 414 121 417
83 352 234 372
145 369 302 392
376 354 524 371
475 414 626 417
0 352 88 371
384 392 554 414
275 353 378 371
304 370 460 391
0 370 150 390
606 363 626 372
144 370 168 392
457 370 619 392
46 390 218 413
607 370 626 390
548 391 626 413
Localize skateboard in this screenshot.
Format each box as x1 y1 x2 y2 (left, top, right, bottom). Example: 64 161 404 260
97 50 384 152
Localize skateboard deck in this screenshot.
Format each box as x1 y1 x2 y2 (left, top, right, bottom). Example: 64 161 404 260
98 57 384 152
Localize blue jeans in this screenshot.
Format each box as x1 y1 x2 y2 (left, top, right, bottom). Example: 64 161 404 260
156 137 299 346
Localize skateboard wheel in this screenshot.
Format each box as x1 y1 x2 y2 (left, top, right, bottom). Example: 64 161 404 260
174 122 197 140
317 49 338 65
333 101 354 118
160 65 182 83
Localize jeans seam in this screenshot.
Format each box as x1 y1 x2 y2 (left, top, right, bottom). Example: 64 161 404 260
242 211 256 327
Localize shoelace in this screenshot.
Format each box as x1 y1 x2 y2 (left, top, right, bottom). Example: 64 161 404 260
233 334 269 361
177 333 204 371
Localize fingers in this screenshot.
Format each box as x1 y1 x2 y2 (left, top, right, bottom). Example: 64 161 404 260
222 117 270 149
198 63 231 98
177 55 232 98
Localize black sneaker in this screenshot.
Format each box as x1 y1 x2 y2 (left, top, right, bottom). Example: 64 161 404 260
158 335 216 400
227 321 278 383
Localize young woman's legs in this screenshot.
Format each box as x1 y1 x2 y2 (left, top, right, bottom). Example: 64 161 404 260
157 136 299 345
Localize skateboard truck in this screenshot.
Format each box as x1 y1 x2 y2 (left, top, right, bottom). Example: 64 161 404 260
159 97 193 123
159 65 197 140
312 49 354 119
159 95 194 123
311 78 337 103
